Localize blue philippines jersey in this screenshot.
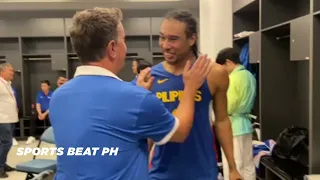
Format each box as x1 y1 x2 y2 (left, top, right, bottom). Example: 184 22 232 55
132 63 218 180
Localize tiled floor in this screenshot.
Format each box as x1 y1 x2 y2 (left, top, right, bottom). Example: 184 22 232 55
5 140 56 180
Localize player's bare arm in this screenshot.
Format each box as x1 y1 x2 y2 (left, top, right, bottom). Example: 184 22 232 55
207 63 237 172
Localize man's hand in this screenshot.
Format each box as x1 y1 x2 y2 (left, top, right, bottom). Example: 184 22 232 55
229 169 243 180
57 77 68 87
38 114 45 120
183 54 212 91
136 67 155 90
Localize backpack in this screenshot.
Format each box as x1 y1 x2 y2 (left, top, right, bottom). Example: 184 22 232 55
272 126 309 167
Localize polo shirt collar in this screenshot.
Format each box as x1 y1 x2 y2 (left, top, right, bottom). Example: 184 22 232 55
74 65 122 81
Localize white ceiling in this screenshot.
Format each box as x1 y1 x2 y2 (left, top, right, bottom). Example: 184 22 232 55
0 0 199 11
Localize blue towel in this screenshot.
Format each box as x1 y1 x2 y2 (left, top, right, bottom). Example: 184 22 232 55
240 43 257 78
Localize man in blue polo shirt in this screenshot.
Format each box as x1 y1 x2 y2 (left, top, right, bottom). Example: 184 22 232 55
49 7 212 180
26 80 53 144
36 80 53 120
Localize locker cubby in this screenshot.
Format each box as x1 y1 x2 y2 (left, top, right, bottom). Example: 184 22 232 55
0 37 20 55
152 35 161 53
13 122 21 138
251 63 260 124
0 56 5 63
315 0 320 13
21 37 65 55
126 36 151 51
260 23 309 140
66 37 75 54
23 58 63 115
67 54 80 79
153 52 164 66
261 0 310 29
233 0 259 35
311 14 320 172
233 36 249 53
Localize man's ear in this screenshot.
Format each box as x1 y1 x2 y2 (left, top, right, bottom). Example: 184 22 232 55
188 33 197 46
226 59 232 65
107 40 116 59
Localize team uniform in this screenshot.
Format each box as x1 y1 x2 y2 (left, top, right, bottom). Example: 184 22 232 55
132 63 218 180
36 90 53 113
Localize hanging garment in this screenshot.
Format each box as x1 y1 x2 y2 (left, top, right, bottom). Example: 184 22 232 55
240 43 257 78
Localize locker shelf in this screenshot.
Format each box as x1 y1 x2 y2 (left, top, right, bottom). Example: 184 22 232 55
261 0 310 29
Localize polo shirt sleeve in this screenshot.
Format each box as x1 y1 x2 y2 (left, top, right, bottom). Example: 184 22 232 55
135 93 179 145
36 92 41 104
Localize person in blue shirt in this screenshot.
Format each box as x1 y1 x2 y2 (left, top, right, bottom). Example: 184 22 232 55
131 58 152 81
26 80 53 145
49 7 212 180
132 10 242 180
36 80 53 121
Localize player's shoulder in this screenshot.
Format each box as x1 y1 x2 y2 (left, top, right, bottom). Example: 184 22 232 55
150 62 164 74
207 62 228 81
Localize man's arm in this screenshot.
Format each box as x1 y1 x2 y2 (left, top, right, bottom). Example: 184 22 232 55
210 66 237 172
42 110 49 117
136 92 194 145
36 93 42 115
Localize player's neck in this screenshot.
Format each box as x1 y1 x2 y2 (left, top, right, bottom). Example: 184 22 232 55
43 90 48 94
87 60 118 76
163 53 196 75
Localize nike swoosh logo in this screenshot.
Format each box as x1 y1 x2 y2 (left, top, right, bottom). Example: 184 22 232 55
157 78 169 84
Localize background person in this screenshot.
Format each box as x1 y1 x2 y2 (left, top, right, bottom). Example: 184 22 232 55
216 47 257 180
57 77 68 87
132 58 153 76
26 80 53 145
0 63 17 178
132 58 143 75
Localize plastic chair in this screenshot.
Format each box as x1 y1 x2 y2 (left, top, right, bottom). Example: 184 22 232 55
16 127 57 180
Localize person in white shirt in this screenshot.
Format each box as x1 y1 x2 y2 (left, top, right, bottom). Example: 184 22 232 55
0 63 18 178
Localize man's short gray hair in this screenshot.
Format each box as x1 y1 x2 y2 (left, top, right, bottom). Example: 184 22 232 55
0 62 12 73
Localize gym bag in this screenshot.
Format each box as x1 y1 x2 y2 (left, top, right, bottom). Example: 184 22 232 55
272 126 309 167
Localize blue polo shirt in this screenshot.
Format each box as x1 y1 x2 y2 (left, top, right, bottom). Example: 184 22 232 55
49 66 178 180
36 91 53 112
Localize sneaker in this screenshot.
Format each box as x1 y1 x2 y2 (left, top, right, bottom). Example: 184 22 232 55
0 171 8 178
12 138 18 146
4 164 15 172
25 136 36 145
